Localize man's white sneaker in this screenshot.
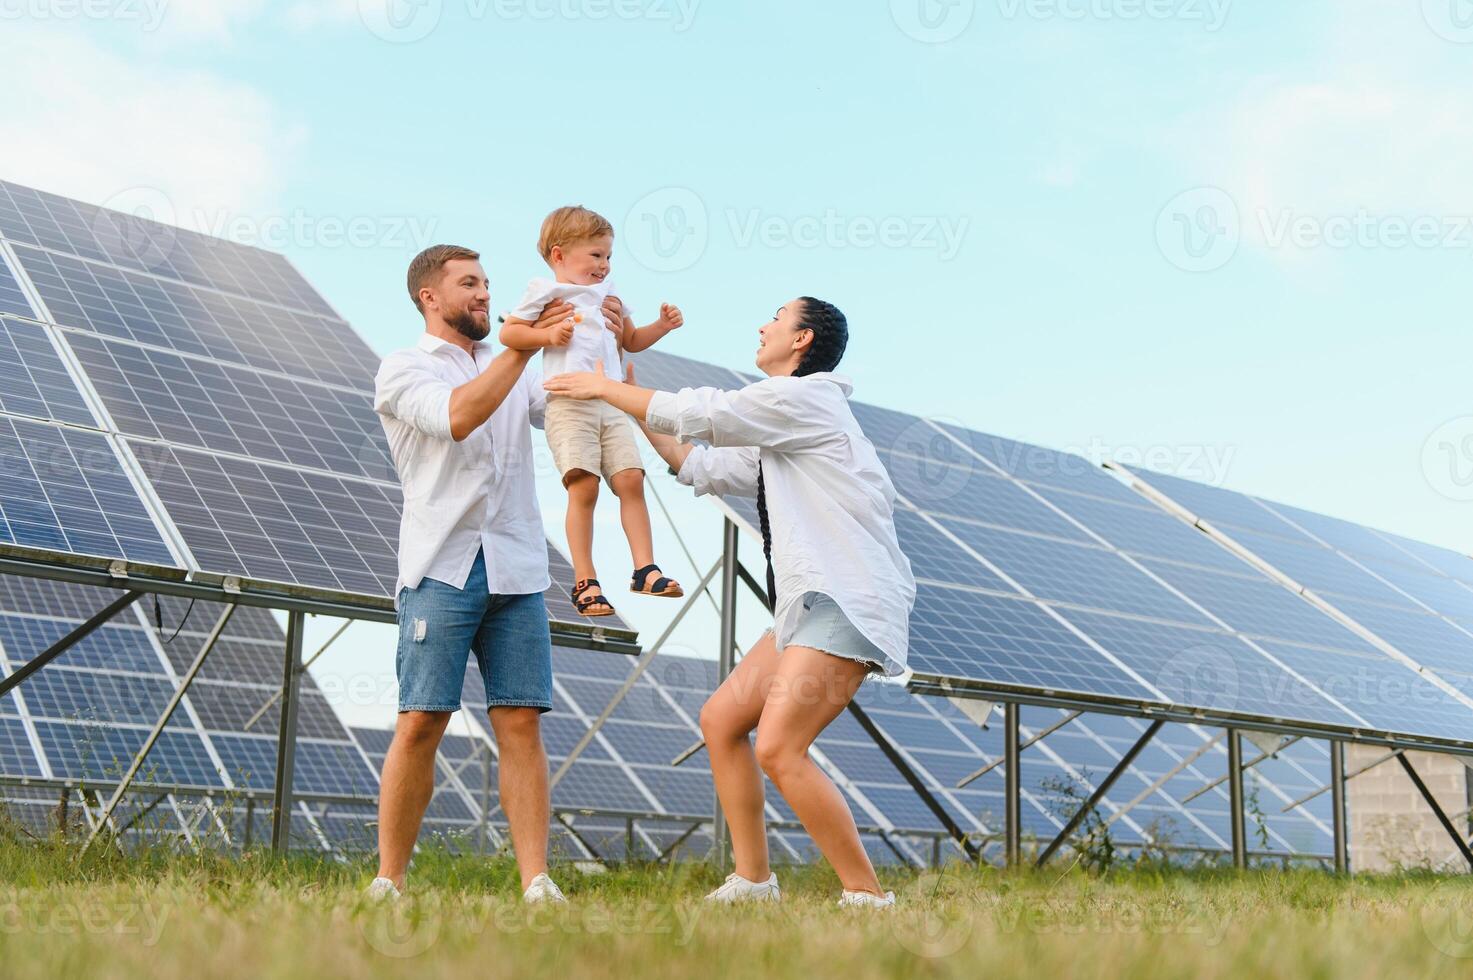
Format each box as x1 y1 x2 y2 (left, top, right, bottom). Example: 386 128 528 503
522 873 568 904
366 877 401 902
705 872 781 904
837 889 896 909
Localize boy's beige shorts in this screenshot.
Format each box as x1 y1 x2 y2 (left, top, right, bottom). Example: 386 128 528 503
545 396 645 485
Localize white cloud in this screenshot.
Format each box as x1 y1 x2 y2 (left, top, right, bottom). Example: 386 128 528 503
0 29 301 233
151 0 269 41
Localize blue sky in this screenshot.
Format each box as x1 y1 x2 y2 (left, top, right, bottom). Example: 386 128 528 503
6 1 1473 724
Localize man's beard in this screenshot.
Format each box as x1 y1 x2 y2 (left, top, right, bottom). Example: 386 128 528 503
446 306 490 342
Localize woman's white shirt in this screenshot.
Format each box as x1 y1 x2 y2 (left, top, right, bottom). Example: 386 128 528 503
645 373 916 676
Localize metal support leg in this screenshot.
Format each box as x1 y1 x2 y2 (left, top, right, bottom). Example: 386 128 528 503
1227 728 1247 869
270 611 305 853
1397 753 1473 871
81 605 236 857
1004 701 1021 868
0 591 143 697
1330 740 1348 874
243 797 255 850
713 519 740 871
479 743 492 855
1036 719 1163 868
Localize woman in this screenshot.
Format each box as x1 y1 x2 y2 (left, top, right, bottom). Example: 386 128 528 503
544 297 916 907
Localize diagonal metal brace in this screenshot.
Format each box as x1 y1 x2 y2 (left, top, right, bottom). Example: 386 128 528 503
80 604 236 857
1397 753 1473 871
1036 719 1164 868
0 591 144 698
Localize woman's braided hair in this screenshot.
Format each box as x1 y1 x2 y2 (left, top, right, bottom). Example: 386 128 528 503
756 297 849 610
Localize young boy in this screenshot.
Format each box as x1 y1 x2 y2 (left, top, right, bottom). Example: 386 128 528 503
500 205 684 618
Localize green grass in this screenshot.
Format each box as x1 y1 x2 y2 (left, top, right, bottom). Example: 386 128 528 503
3 828 1473 979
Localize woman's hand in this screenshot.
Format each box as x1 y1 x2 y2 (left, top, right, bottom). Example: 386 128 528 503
543 362 614 400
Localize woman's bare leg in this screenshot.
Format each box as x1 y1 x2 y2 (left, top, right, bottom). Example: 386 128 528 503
698 632 782 881
753 646 883 895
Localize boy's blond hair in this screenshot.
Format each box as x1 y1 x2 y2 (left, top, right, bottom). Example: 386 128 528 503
538 205 614 263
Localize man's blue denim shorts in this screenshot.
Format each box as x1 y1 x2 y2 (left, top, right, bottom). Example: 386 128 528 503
395 549 553 713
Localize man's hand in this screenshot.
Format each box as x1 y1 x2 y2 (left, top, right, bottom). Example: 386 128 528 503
544 362 613 401
656 303 684 332
534 299 578 347
602 295 625 334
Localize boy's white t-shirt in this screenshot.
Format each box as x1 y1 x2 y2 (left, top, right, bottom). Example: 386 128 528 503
507 277 626 379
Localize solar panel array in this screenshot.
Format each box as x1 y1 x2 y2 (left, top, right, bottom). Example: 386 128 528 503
0 179 632 643
0 575 378 849
628 349 1473 751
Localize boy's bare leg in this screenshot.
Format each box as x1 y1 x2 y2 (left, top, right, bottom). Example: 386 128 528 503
565 471 602 598
376 710 451 888
610 468 655 569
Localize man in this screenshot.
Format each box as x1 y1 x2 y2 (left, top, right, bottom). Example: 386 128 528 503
366 244 596 903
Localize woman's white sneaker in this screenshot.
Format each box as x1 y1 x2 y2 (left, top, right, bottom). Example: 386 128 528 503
837 889 896 909
705 872 781 903
522 873 568 904
365 877 401 902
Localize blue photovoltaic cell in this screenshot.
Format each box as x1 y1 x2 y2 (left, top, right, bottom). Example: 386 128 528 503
936 518 1216 626
1137 559 1376 652
894 509 1013 593
1212 526 1412 607
211 734 378 796
1124 468 1303 540
0 318 94 427
0 616 164 674
1254 640 1473 743
0 417 174 565
1357 558 1473 625
0 256 34 318
130 442 399 597
1320 597 1473 678
12 244 380 392
937 423 1141 502
0 180 336 317
1056 610 1359 727
1031 486 1258 576
1256 499 1432 569
906 585 1157 700
1375 531 1473 586
0 718 42 776
67 331 395 481
36 720 222 786
22 668 192 729
881 451 1094 540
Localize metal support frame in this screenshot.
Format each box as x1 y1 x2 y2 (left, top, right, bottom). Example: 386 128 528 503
1105 732 1224 828
1036 719 1163 868
1280 748 1403 813
1397 752 1473 871
1004 701 1021 868
80 604 236 857
956 710 1081 788
1330 740 1348 874
1181 735 1301 804
0 590 143 697
270 610 306 852
1227 728 1247 869
713 518 740 869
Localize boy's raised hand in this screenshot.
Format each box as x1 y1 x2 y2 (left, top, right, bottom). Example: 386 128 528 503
657 303 684 332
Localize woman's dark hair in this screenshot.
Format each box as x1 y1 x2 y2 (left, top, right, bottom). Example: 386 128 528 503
756 297 851 610
793 296 849 377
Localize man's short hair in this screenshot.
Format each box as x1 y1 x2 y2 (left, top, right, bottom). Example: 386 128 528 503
407 244 480 313
537 206 614 262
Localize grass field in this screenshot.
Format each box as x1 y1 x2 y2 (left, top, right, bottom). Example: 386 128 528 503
3 830 1473 979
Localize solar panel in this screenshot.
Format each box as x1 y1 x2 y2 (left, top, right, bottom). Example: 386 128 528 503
0 317 94 426
629 348 1473 751
0 254 35 319
0 416 175 565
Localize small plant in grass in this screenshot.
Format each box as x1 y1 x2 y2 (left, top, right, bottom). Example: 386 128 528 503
1040 772 1116 873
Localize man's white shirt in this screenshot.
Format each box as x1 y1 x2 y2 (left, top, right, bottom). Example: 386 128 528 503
373 333 550 598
